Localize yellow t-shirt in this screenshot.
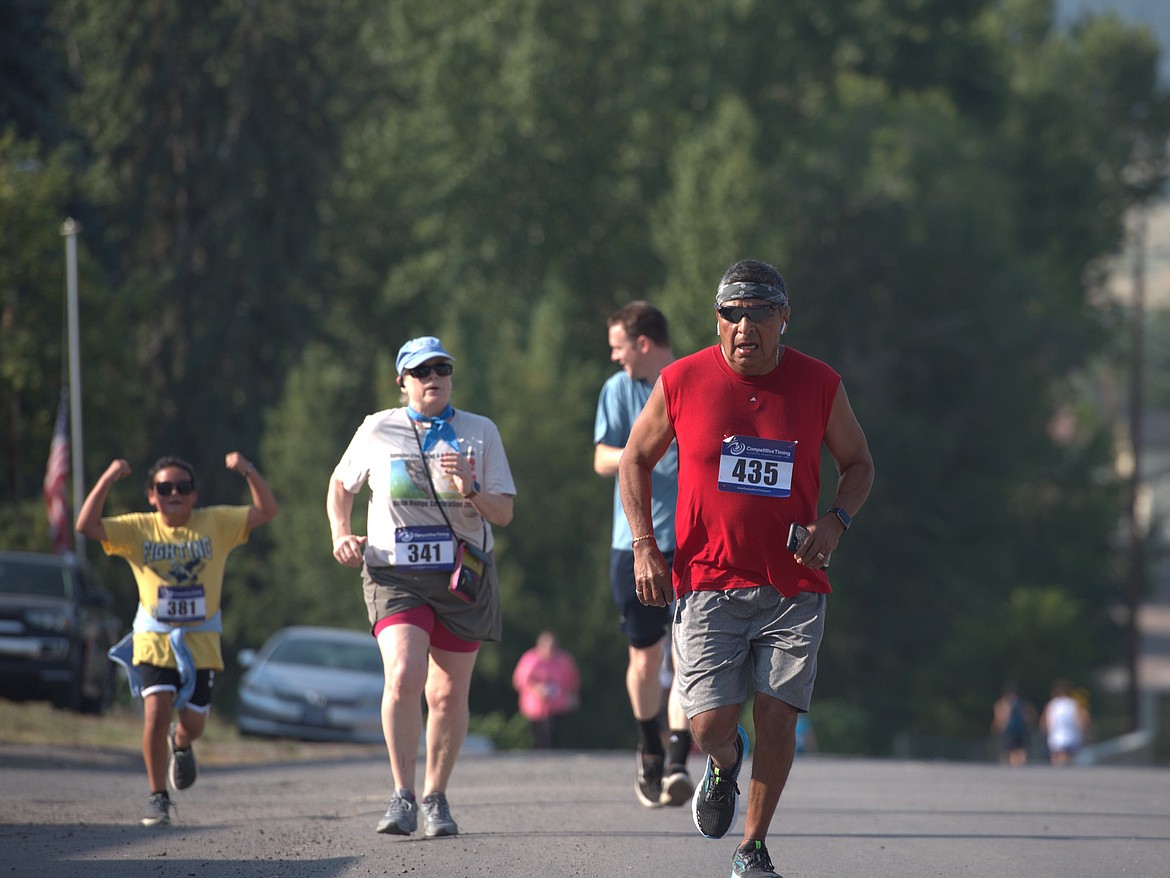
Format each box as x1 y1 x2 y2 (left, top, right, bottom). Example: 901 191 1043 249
102 506 250 671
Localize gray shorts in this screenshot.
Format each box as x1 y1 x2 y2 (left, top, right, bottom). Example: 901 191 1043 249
674 588 825 717
362 558 502 644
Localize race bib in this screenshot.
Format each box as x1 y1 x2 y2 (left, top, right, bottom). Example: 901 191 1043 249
718 435 796 497
156 585 207 623
395 525 456 570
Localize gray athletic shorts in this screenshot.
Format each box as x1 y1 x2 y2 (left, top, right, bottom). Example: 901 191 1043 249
673 588 825 718
362 559 502 644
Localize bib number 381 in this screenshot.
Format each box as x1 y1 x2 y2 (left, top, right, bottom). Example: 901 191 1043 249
156 585 207 623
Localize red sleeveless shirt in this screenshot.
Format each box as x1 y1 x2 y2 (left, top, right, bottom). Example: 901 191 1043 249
660 345 840 598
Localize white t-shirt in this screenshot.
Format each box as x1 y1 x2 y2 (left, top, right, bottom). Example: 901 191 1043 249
1045 695 1083 752
332 407 516 567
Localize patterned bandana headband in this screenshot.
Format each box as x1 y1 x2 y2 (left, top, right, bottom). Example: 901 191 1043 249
714 281 788 307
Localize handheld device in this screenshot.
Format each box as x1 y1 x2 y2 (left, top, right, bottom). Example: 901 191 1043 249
787 523 830 569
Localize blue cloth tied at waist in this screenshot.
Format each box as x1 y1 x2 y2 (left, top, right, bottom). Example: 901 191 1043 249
107 604 223 710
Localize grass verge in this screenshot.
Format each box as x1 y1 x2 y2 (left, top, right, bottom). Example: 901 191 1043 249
0 698 382 765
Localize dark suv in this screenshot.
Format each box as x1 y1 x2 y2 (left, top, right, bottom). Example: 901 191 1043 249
0 551 124 714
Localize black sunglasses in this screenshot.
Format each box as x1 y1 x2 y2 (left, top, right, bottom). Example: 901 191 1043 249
154 480 195 496
716 304 779 324
404 362 454 379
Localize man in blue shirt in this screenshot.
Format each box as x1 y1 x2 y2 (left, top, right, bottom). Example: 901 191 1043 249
594 300 692 808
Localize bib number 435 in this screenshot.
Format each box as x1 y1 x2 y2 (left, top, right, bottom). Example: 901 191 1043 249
718 436 796 497
730 457 781 486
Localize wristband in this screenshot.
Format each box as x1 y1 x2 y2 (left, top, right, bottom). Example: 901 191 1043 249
828 506 852 530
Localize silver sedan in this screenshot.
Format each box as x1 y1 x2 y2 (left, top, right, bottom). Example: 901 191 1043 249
236 626 384 743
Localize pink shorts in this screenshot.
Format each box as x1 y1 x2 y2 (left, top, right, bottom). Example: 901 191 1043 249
373 605 479 653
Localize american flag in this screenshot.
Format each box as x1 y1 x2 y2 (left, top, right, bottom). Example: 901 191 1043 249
43 391 72 554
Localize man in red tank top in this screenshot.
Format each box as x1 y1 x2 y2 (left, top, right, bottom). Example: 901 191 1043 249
618 259 874 878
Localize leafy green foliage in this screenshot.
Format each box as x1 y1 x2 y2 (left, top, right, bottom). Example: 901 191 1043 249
229 342 378 650
0 132 76 498
0 0 75 146
4 0 1168 753
56 0 370 500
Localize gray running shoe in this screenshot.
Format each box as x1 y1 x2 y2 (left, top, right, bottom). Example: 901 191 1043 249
168 725 198 791
421 791 459 837
660 764 694 807
635 746 664 808
732 840 782 877
140 791 173 827
376 789 417 835
692 724 748 839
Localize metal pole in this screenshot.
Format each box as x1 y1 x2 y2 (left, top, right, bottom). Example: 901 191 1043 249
1125 207 1147 734
61 218 85 557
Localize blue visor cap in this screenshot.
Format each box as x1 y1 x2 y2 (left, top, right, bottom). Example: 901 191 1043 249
396 336 456 375
714 281 787 308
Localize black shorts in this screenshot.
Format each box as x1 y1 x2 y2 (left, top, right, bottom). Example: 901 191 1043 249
609 548 674 649
136 663 216 710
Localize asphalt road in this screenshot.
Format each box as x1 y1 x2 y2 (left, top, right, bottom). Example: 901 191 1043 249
2 743 1168 877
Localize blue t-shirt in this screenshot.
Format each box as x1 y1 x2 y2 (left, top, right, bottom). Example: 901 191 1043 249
594 371 678 550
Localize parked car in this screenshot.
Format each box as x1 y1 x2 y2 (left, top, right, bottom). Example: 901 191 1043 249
0 551 123 714
237 626 385 743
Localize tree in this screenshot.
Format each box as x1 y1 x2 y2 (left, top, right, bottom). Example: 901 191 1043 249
643 0 1168 748
295 0 1169 750
7 0 1165 752
1 133 73 501
58 0 370 498
237 342 379 647
0 0 76 146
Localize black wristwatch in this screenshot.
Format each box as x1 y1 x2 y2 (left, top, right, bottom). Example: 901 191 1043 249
828 506 852 530
463 480 481 499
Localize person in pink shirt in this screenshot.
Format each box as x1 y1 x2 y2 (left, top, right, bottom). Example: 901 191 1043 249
513 630 581 748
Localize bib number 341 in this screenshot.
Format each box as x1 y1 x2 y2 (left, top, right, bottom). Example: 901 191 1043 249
395 525 455 570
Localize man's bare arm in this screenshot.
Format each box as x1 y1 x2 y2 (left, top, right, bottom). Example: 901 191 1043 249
593 443 624 477
617 382 676 607
794 384 874 566
823 384 875 521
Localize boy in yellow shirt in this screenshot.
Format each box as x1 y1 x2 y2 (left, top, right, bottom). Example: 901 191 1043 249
76 453 278 826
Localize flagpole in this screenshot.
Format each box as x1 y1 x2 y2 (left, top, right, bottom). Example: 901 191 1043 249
61 218 85 556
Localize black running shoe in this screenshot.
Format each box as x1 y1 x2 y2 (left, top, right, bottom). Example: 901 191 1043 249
660 764 695 807
732 840 782 877
635 746 664 808
692 724 748 839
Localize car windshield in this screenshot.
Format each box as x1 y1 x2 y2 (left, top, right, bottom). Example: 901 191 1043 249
0 560 71 599
268 636 382 674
